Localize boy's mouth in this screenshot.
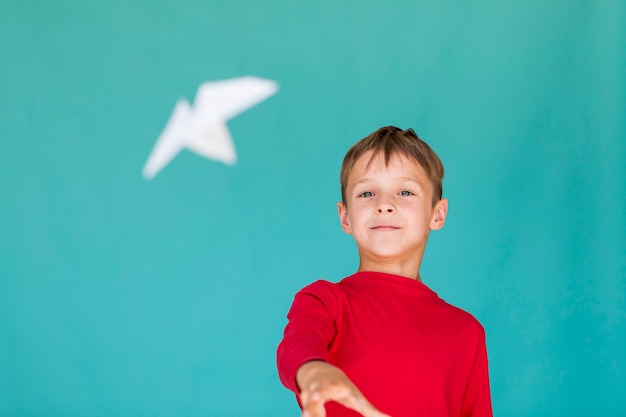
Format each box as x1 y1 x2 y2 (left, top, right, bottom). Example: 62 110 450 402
371 225 400 231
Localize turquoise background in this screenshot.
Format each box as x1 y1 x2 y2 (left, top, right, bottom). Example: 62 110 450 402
1 1 624 416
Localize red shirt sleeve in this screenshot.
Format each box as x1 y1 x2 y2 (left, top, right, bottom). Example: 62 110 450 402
276 280 340 393
460 325 493 417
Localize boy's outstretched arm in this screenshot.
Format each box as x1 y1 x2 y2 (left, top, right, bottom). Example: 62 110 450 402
296 360 391 417
278 281 390 416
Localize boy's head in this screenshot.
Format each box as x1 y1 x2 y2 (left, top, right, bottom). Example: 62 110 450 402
340 126 444 207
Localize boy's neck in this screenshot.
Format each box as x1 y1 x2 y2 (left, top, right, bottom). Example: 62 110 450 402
357 261 422 282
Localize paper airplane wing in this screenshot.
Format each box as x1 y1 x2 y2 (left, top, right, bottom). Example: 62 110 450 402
142 100 190 179
142 76 278 179
194 76 279 122
185 122 236 165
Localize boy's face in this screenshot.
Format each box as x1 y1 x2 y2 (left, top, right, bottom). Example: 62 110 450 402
337 151 448 273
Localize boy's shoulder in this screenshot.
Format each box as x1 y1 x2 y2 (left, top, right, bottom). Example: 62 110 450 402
296 272 485 335
291 278 342 306
439 298 487 336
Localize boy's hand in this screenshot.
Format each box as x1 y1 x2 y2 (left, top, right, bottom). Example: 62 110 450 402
296 361 391 417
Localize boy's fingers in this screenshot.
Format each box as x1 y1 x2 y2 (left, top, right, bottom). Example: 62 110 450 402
300 387 328 417
301 397 327 417
298 365 391 417
359 404 392 417
303 390 391 417
335 390 387 414
337 393 392 417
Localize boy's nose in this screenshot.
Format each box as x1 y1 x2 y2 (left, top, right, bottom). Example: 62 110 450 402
375 200 396 214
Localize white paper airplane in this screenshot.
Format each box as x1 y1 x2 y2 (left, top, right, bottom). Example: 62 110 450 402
142 76 279 179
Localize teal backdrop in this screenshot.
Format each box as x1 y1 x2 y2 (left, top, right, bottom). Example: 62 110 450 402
1 1 624 416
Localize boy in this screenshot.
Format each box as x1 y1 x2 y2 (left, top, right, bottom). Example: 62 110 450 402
277 126 492 417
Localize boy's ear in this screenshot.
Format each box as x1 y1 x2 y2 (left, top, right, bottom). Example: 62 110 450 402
430 198 448 231
337 202 352 234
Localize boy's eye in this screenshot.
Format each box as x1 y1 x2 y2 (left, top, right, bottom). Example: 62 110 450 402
399 190 414 196
358 191 374 198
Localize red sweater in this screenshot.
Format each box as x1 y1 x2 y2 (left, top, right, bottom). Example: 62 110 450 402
277 271 492 417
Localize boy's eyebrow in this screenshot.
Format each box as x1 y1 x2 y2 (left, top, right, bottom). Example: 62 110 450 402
351 178 374 187
397 177 423 184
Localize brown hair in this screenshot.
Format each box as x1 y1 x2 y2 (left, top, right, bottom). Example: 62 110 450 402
340 126 444 206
